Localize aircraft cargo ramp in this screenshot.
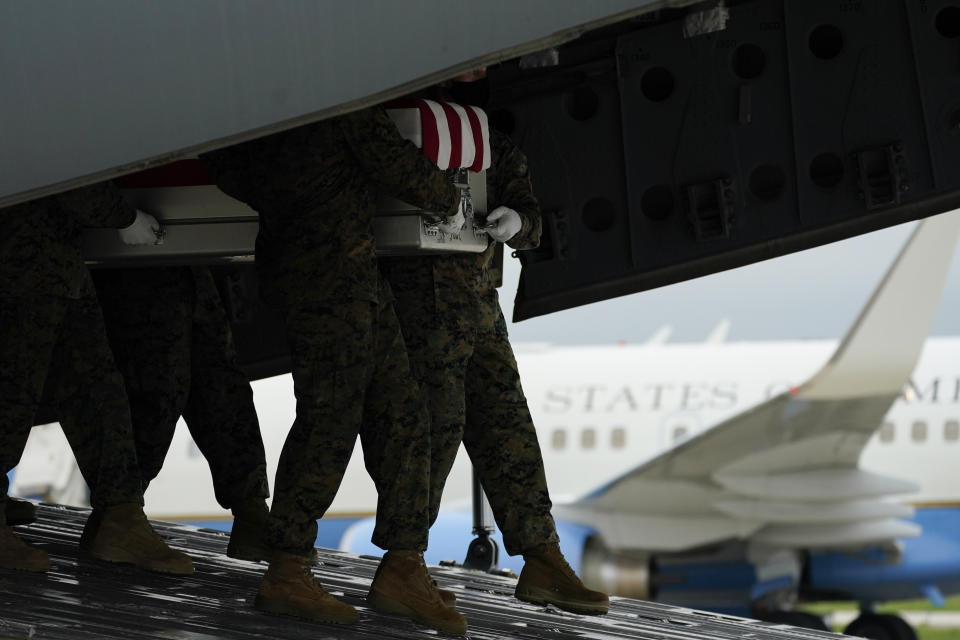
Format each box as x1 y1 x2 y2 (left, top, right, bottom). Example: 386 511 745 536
0 505 843 640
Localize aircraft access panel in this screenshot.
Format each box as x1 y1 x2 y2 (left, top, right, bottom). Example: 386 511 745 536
503 0 960 319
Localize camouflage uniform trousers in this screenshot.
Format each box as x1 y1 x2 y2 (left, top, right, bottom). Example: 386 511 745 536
393 290 558 557
0 280 143 524
266 277 431 555
94 266 269 509
1 431 30 525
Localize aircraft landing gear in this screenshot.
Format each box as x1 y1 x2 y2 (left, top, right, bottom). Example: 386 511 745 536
462 469 499 572
845 613 917 640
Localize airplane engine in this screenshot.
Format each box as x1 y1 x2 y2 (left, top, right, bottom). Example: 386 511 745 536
582 540 785 617
579 536 653 601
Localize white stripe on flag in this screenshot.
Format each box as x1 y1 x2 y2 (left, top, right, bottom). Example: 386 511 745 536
423 100 451 169
470 106 491 171
449 104 476 170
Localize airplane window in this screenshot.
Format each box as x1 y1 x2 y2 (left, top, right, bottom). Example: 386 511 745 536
581 428 596 449
672 426 688 442
911 420 927 443
551 429 567 450
945 420 959 442
878 422 895 443
611 427 626 449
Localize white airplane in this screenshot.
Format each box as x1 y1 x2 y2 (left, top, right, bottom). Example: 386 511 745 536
12 210 960 640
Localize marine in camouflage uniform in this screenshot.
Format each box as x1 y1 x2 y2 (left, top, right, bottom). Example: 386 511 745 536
0 182 192 575
380 128 554 553
0 185 145 515
380 128 609 615
203 105 468 632
94 266 269 503
93 265 270 558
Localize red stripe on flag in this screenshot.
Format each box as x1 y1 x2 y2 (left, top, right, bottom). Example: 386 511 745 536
418 103 440 165
439 102 463 169
464 107 485 172
116 159 213 188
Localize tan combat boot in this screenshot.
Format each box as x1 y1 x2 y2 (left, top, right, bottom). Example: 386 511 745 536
83 503 193 575
5 497 37 526
0 525 49 572
255 551 358 625
516 543 610 615
227 499 271 562
368 550 467 635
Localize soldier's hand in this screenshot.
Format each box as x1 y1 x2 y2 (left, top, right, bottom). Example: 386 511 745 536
486 206 521 243
118 210 165 246
437 208 465 235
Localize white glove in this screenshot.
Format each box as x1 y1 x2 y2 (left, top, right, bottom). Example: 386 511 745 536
486 206 522 243
118 210 164 245
437 208 465 235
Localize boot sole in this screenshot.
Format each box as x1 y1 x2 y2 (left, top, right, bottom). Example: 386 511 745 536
368 590 467 635
86 545 193 575
254 594 358 625
515 586 610 615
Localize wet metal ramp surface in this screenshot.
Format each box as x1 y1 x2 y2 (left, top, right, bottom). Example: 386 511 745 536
0 504 843 640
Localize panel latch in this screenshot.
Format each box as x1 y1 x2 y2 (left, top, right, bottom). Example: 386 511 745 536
853 142 908 210
683 177 735 240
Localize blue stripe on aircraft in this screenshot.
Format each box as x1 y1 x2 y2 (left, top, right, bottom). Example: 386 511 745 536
808 507 960 604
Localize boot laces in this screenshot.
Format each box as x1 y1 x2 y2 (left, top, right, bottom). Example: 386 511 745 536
392 552 441 599
298 562 319 587
540 545 580 582
129 511 170 548
411 554 436 591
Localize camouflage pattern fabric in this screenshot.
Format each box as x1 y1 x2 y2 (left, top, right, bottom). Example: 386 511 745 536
381 129 542 332
0 287 144 512
204 106 459 554
0 431 30 527
0 183 137 299
0 185 144 517
93 266 269 509
266 283 431 554
380 129 558 556
202 106 459 308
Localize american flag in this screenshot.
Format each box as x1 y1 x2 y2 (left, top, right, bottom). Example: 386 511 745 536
385 99 490 172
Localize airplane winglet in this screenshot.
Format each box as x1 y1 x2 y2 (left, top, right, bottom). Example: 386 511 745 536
798 211 960 400
563 212 960 553
644 324 673 346
705 319 731 344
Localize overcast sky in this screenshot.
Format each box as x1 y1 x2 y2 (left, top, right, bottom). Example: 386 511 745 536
499 211 960 345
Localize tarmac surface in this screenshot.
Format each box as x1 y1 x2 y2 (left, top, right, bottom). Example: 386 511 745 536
0 504 848 639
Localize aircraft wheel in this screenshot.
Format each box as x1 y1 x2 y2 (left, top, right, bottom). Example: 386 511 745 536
876 614 917 640
845 613 917 640
757 610 830 630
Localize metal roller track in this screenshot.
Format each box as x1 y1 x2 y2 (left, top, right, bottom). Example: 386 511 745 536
0 504 843 640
